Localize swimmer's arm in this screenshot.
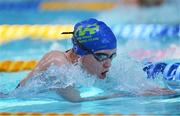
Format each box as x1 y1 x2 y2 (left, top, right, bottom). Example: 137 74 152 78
141 87 176 96
19 51 66 87
55 86 82 102
56 86 123 102
80 93 123 102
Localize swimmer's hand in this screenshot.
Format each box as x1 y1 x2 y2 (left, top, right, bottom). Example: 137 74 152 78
55 86 123 103
55 86 82 102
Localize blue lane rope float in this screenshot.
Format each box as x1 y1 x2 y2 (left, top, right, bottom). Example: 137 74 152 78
143 62 167 79
0 1 40 10
144 62 180 80
163 63 180 80
112 24 180 39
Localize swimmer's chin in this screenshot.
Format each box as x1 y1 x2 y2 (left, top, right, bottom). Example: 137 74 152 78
98 72 107 79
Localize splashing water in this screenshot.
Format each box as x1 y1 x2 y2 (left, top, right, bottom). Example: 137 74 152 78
8 46 166 98
109 54 161 95
11 64 97 98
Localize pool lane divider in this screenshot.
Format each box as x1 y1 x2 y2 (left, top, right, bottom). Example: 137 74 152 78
0 2 116 11
0 24 179 44
0 25 73 44
0 60 38 72
0 113 139 116
40 2 116 11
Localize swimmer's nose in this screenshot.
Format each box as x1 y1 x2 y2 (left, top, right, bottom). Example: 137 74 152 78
103 59 111 69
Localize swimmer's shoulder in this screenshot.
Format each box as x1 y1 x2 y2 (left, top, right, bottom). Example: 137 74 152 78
43 50 69 64
16 50 69 88
45 50 65 56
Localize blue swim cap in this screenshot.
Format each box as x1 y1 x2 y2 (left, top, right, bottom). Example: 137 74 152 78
72 18 117 56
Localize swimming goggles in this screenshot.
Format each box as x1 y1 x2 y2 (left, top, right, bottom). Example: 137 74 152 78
62 32 116 61
93 53 116 61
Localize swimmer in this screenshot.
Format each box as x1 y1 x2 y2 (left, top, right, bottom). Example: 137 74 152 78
2 18 175 102
16 18 119 102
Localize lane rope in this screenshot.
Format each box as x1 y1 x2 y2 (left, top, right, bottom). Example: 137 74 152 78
0 113 138 116
0 25 73 44
0 60 38 72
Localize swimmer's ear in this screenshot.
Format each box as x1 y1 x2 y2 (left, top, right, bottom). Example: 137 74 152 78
61 32 74 34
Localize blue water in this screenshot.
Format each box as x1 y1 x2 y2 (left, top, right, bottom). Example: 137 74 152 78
0 10 99 24
0 38 180 114
1 95 180 113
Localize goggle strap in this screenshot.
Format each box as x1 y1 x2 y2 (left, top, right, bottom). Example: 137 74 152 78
61 32 74 34
62 31 93 54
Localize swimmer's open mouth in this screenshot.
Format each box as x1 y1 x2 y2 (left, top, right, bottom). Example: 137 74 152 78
101 71 108 79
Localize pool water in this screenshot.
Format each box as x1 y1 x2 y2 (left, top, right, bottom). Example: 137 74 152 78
0 38 180 114
1 94 180 114
0 1 180 114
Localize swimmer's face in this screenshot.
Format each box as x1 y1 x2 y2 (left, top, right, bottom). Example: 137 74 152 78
81 49 117 79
